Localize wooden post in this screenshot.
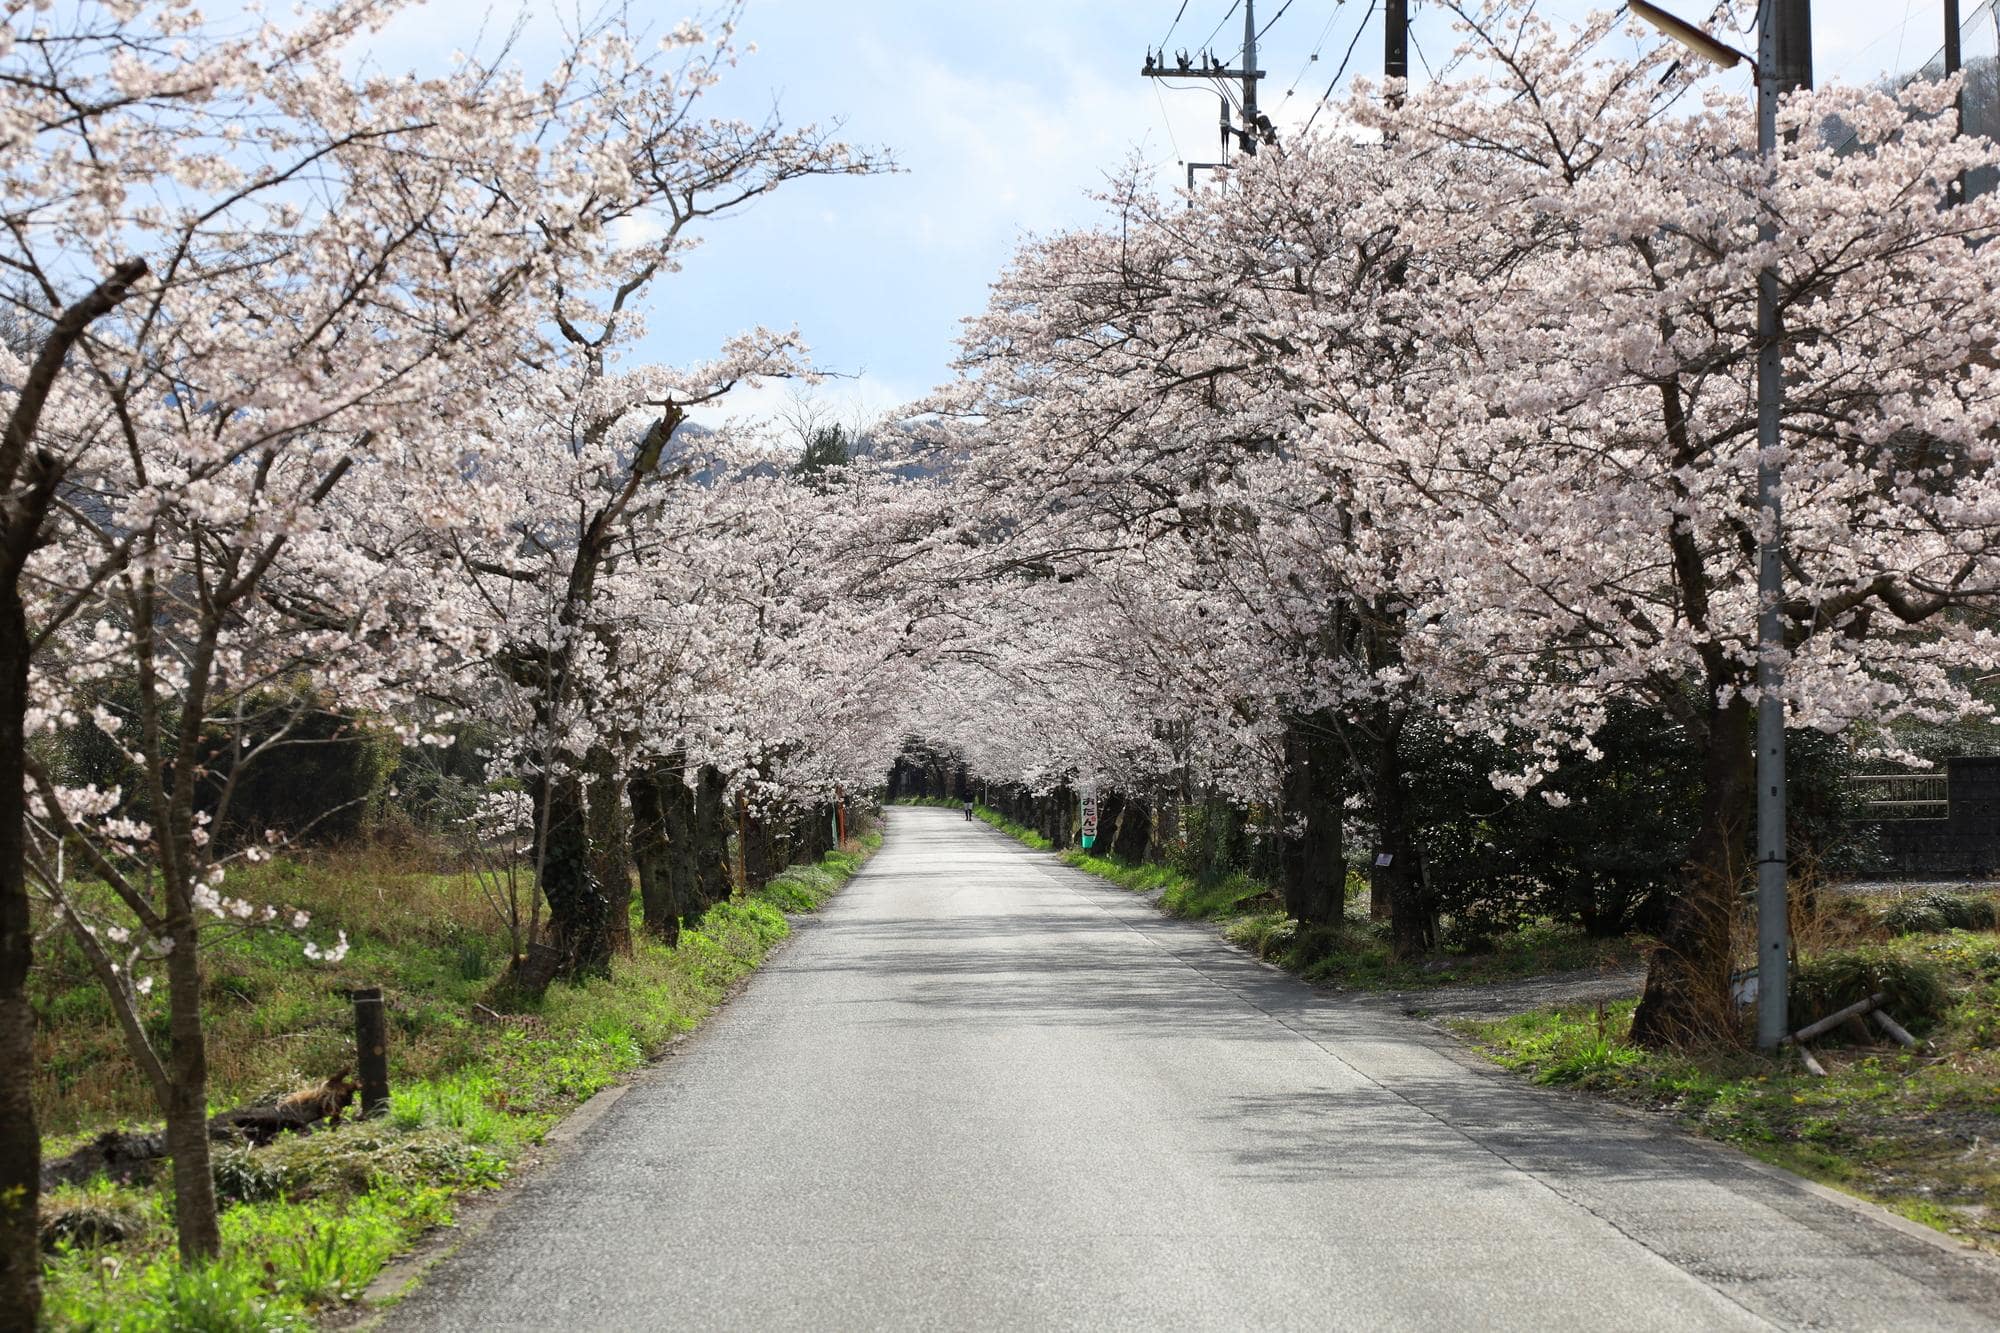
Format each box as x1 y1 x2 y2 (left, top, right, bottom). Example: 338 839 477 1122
735 792 749 892
351 987 389 1117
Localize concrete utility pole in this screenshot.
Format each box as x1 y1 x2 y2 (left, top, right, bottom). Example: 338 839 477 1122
1632 0 1811 1051
1241 0 1261 155
1141 0 1269 173
1385 0 1408 96
1945 0 1966 202
1753 0 1811 1053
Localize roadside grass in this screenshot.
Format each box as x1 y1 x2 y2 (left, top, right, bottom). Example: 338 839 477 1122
32 829 880 1328
1452 926 2000 1251
951 800 1644 990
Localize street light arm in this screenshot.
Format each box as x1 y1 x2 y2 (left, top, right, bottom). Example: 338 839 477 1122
1628 0 1759 80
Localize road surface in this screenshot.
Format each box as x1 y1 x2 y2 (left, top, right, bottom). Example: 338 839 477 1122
390 807 2000 1331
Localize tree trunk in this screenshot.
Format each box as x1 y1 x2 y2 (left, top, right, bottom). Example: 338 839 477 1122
0 589 38 1328
1631 693 1754 1048
1094 793 1123 856
743 799 777 890
163 919 221 1260
1110 794 1151 863
628 763 678 945
538 772 611 978
1372 713 1431 959
587 758 631 955
1148 791 1177 864
693 765 733 909
803 804 833 862
1280 710 1346 927
1051 784 1074 849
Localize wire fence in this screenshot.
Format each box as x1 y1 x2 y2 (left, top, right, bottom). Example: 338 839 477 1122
1867 0 2000 200
1847 772 1951 821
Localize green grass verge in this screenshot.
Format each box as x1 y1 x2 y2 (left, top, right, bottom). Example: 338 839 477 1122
33 831 881 1330
1451 928 2000 1251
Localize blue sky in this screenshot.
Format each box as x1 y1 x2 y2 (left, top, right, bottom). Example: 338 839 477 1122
366 1 1976 431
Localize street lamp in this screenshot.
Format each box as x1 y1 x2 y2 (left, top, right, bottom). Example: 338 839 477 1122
1630 0 1812 1052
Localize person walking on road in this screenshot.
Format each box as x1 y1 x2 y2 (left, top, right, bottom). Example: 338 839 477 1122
963 798 974 821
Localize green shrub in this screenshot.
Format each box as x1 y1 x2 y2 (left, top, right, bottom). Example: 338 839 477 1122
1879 891 2000 936
1224 910 1294 960
1161 870 1271 920
1790 946 1951 1036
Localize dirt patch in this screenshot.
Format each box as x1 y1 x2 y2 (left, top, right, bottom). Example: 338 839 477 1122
1375 964 1646 1019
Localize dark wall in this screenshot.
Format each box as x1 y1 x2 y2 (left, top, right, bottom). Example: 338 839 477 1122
1870 757 2000 877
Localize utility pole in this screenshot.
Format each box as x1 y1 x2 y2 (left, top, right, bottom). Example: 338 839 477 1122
1753 0 1812 1052
1631 0 1811 1051
1945 0 1966 201
1141 0 1270 180
1241 0 1261 155
1385 0 1408 97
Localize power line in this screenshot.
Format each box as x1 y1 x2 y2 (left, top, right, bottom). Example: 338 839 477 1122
1158 0 1191 52
1301 0 1376 136
1283 1 1348 99
1199 0 1244 57
1257 0 1298 40
1152 80 1185 164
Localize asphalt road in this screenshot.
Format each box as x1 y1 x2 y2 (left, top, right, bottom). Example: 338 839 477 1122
389 807 2000 1331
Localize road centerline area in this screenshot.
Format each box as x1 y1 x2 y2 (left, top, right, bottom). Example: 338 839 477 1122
390 808 2000 1332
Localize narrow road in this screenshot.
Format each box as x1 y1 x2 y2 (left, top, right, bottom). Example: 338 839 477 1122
391 808 2000 1331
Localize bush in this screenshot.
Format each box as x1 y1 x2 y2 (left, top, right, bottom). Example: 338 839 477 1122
1790 946 1951 1036
1880 891 2000 936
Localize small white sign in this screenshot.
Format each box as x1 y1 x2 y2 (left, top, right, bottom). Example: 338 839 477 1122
1374 853 1394 867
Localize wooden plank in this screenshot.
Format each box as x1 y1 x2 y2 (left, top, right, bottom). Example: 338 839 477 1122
1871 1009 1921 1049
1784 992 1887 1045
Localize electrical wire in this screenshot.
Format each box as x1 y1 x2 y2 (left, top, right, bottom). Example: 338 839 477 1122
1283 1 1347 98
1257 0 1298 40
1198 0 1244 58
1153 80 1186 164
1157 0 1191 53
1301 0 1376 137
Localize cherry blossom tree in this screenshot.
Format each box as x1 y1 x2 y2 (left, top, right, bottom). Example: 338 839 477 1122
1366 4 2000 1042
903 1 2000 1049
0 0 885 1293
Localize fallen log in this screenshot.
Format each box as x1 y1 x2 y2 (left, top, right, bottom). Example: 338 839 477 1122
39 1130 169 1191
40 1072 359 1188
